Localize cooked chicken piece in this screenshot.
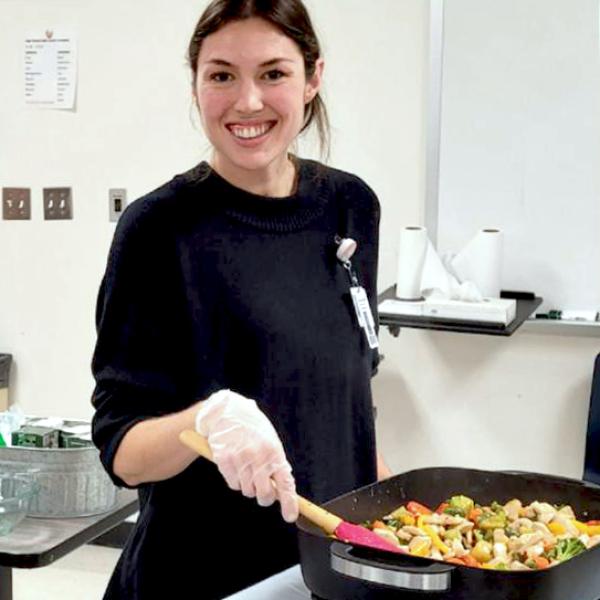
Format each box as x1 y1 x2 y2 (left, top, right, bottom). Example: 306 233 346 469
510 518 534 533
508 532 544 553
525 543 545 559
374 528 400 547
588 535 600 548
451 538 467 557
504 499 522 522
423 513 465 527
423 514 442 525
465 530 473 547
440 515 466 527
396 530 413 542
557 505 575 520
457 521 474 532
431 549 443 561
409 536 432 553
531 522 554 543
493 529 509 544
530 501 557 524
522 505 536 519
579 534 590 548
493 542 508 561
509 561 531 571
486 557 508 569
403 526 425 537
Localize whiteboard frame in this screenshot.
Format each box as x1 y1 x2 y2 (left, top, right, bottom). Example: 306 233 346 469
424 0 444 247
425 0 600 337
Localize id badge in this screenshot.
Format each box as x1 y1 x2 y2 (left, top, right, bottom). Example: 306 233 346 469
350 286 380 349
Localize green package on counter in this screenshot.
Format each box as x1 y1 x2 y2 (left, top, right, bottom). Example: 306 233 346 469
59 430 74 448
12 426 60 448
60 434 93 448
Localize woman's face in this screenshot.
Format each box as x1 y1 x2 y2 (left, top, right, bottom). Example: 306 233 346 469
194 17 323 176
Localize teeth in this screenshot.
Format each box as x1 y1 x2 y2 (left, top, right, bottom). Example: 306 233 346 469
230 122 272 139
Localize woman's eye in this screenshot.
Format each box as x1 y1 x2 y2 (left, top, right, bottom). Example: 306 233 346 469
263 69 286 82
210 72 233 83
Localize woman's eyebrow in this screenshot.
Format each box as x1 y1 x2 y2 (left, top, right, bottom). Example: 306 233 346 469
259 58 295 67
203 57 295 67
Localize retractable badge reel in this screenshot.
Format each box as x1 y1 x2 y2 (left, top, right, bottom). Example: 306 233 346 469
335 236 379 349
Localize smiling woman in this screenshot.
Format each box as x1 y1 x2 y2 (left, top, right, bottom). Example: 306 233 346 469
90 1 386 599
193 17 322 194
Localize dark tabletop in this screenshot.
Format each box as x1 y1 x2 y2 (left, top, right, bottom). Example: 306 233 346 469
0 488 138 568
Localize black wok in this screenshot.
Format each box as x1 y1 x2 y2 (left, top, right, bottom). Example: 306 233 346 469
297 467 600 600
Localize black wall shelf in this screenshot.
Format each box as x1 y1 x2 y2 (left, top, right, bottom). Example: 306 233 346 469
378 286 542 337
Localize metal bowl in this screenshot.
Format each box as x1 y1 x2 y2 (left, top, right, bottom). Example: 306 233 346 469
0 473 39 535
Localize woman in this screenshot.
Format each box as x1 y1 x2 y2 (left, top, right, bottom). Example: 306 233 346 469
91 0 389 598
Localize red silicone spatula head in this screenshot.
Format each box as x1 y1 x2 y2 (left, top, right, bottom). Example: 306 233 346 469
334 521 406 554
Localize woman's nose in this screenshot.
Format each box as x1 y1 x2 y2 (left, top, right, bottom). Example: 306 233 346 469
234 79 263 113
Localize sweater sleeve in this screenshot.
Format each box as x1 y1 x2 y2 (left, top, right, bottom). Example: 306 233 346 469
91 198 190 488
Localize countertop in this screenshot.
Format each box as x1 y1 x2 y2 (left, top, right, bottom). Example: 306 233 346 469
224 565 311 600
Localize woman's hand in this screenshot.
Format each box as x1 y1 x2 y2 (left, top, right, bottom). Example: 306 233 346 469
195 389 299 523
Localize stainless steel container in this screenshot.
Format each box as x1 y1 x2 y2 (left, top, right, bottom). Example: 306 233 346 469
0 437 117 518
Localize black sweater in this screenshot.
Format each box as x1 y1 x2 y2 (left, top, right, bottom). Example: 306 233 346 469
91 158 381 599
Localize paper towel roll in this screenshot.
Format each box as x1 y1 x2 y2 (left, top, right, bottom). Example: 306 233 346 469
451 229 503 298
396 226 428 300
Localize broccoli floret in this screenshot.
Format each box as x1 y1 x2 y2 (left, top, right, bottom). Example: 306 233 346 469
384 517 400 529
445 495 475 517
548 538 586 562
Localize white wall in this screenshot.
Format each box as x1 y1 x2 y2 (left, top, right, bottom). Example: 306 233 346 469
1 1 596 481
0 0 427 415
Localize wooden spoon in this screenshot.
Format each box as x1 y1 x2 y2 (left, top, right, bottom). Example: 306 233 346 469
179 429 405 555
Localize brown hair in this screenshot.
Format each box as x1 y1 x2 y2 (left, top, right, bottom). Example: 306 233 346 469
188 0 330 160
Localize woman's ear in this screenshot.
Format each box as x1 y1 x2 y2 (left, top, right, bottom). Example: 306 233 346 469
305 58 324 104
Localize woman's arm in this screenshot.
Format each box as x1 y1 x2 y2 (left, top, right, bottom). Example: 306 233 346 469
112 402 201 487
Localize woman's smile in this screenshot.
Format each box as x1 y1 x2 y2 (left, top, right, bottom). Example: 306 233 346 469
226 120 278 144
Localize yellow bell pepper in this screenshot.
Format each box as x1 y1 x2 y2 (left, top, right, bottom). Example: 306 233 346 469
389 508 416 526
401 514 416 526
574 520 589 534
548 522 567 536
410 539 430 557
417 515 451 555
573 520 600 536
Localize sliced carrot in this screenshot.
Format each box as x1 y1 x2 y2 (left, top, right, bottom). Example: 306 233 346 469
435 502 449 514
587 520 600 526
543 541 555 553
533 556 550 570
446 557 466 565
407 501 433 515
468 508 483 523
372 520 387 530
462 555 482 568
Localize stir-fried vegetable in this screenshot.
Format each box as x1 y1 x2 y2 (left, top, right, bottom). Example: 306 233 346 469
548 538 586 562
362 495 600 571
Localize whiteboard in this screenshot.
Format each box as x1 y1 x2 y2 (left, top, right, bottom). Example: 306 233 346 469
437 0 600 311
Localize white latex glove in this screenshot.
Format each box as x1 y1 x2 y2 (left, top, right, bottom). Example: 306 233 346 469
195 389 299 523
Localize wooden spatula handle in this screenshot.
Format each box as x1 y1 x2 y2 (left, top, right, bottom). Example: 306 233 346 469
178 429 342 534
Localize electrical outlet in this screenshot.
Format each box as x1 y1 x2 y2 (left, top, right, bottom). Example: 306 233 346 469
109 188 127 222
43 187 72 220
2 188 31 220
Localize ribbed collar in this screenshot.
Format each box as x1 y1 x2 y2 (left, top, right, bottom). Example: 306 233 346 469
185 158 329 233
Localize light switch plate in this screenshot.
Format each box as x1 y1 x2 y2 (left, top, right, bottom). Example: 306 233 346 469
2 188 31 220
43 187 72 220
109 188 127 222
